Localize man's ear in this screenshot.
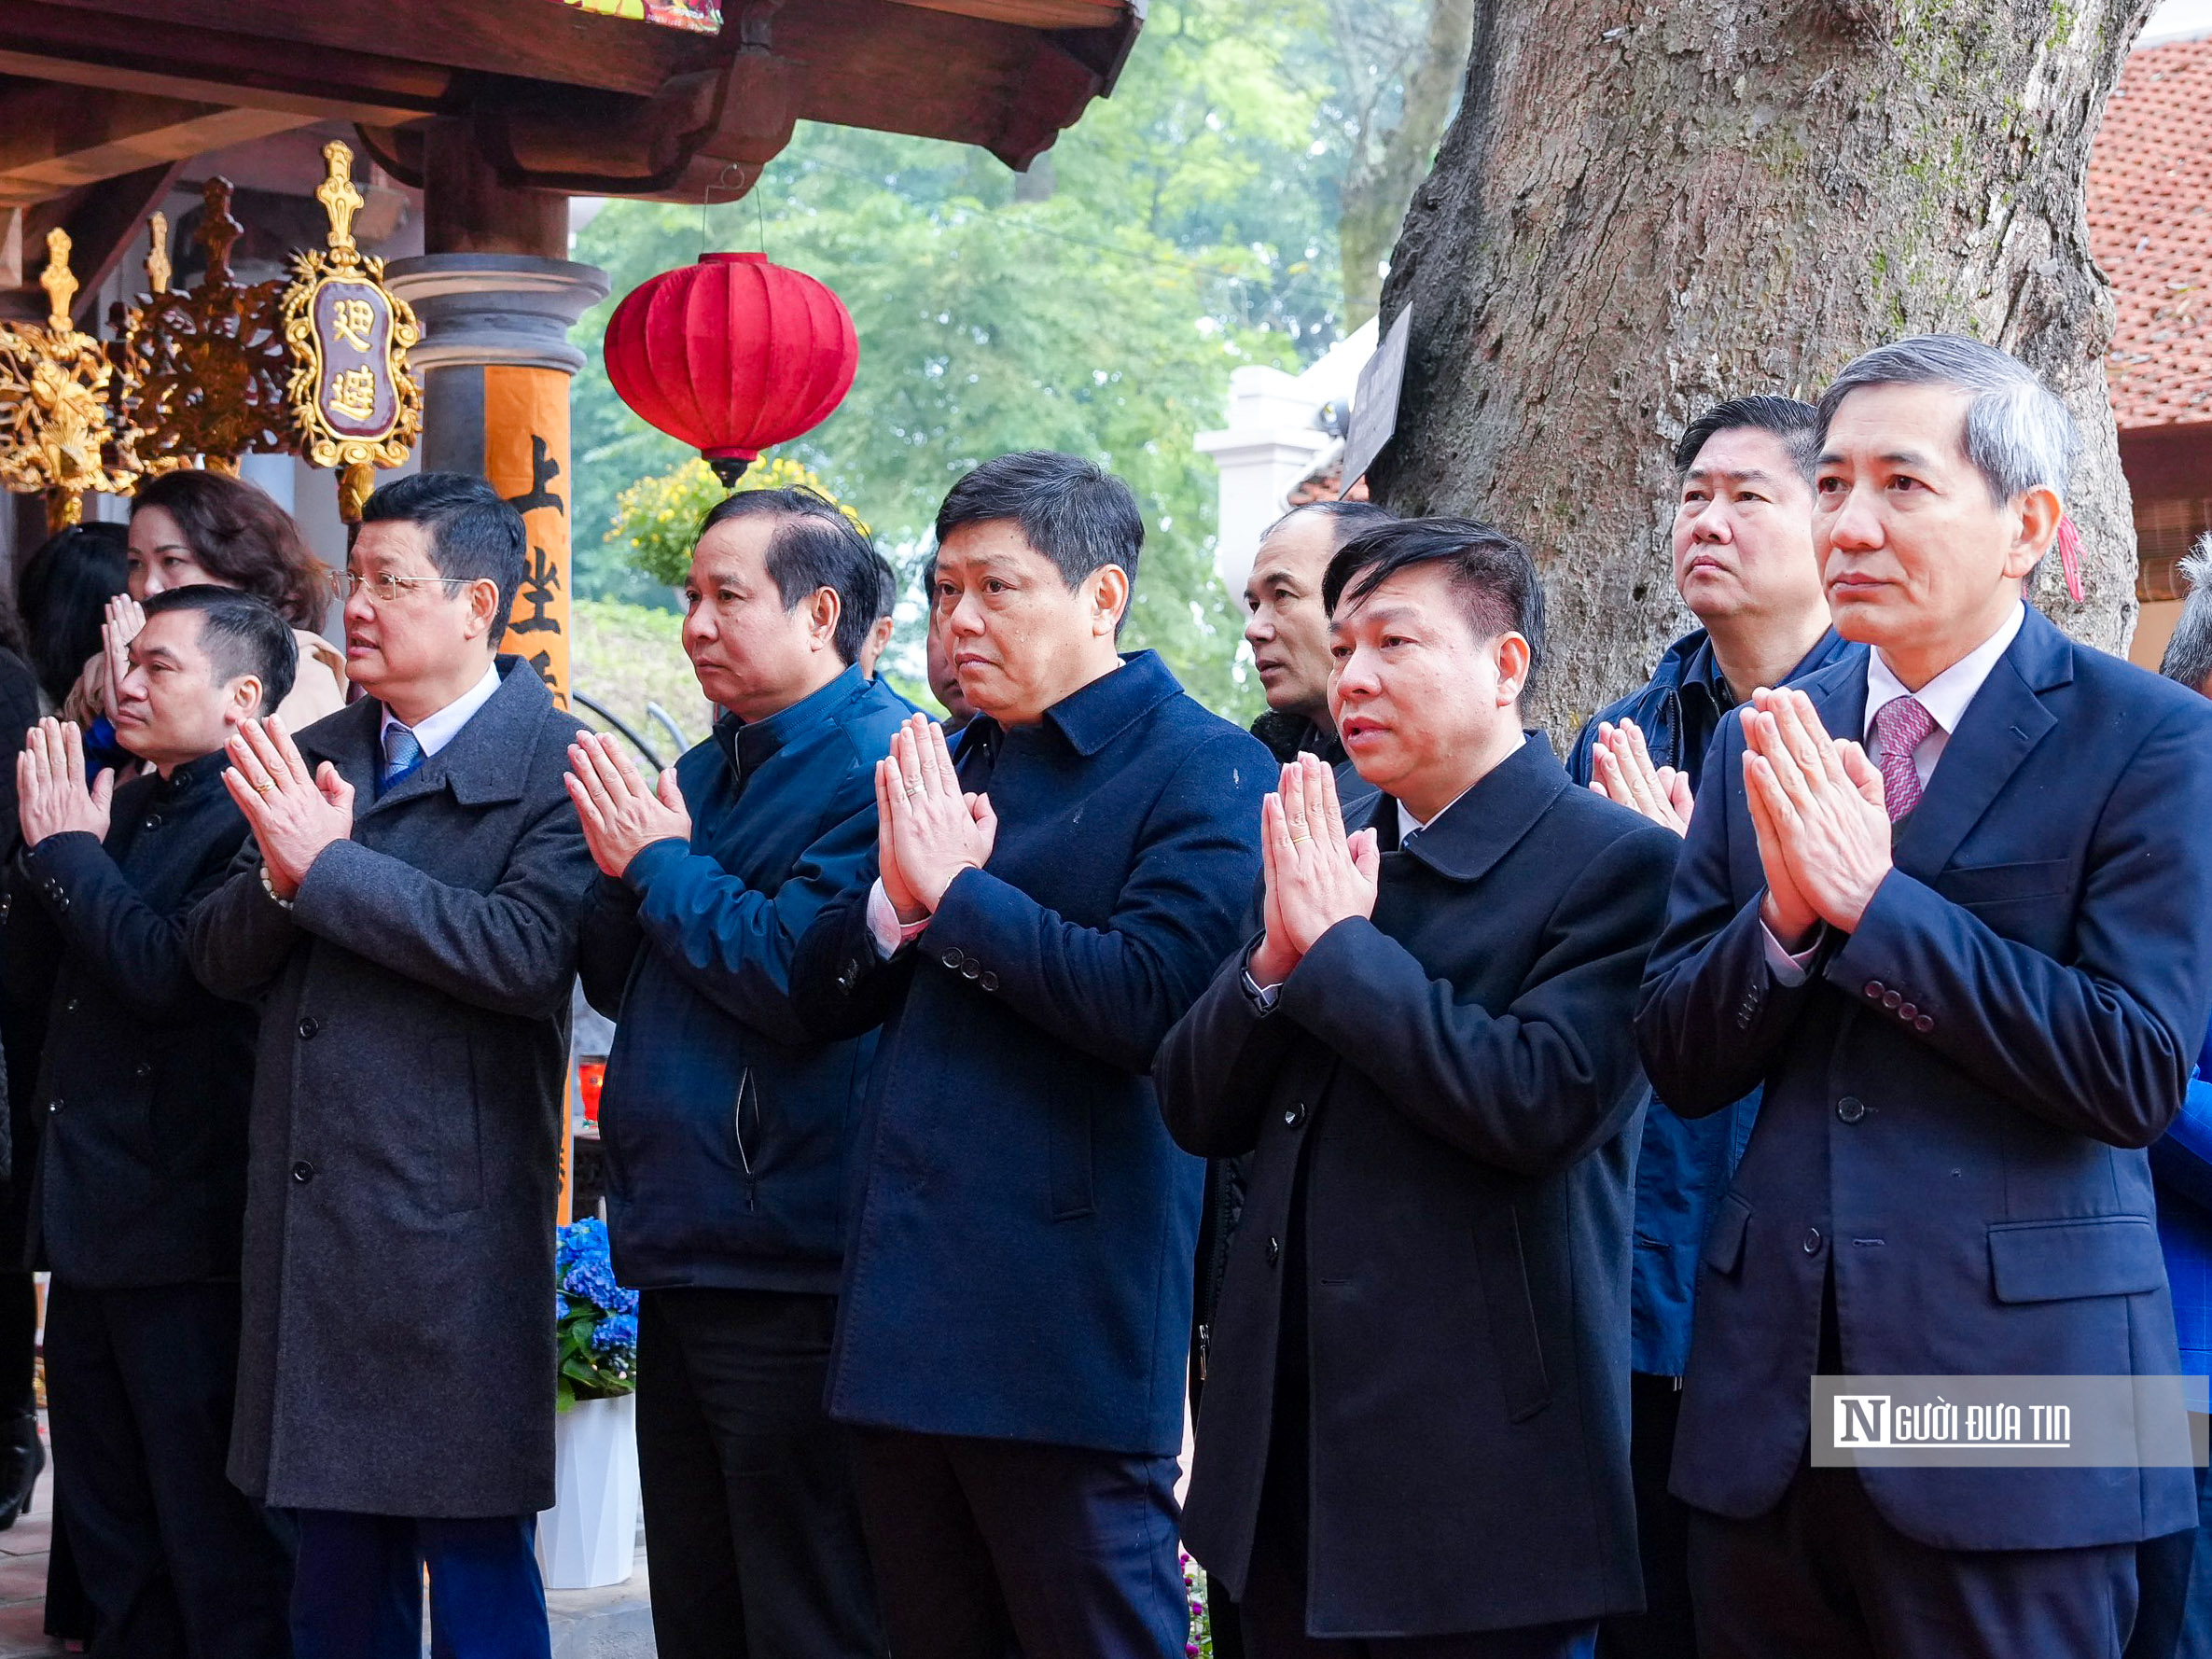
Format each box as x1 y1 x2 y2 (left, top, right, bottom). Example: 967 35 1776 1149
809 586 842 650
466 578 502 643
2007 485 2064 579
1494 633 1532 705
226 676 266 728
1088 565 1132 637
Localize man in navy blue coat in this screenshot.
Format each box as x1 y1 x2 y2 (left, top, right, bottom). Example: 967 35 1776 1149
791 450 1272 1659
1564 395 1847 1659
570 487 909 1659
1637 336 2212 1657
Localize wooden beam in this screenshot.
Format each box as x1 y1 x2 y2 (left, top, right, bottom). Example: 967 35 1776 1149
882 0 1126 29
0 82 309 206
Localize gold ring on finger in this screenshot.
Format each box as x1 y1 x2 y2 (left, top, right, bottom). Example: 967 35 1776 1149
252 780 275 796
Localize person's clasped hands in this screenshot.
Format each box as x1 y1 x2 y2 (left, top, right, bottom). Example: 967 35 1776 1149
16 718 114 847
876 711 996 927
1589 717 1694 836
564 730 692 881
222 714 355 901
1248 750 1379 988
1741 684 1891 950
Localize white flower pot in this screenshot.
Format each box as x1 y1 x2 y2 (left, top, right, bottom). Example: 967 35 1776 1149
536 1392 641 1590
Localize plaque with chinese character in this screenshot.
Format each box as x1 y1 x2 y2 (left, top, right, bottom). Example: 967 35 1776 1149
280 140 421 519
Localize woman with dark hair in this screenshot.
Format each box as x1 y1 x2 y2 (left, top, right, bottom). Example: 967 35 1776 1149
15 521 127 714
64 468 345 729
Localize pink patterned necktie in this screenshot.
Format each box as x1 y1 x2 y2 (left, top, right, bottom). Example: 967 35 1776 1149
1872 694 1936 822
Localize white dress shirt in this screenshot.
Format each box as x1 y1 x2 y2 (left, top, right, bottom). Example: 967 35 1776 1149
379 661 502 761
1764 603 2025 983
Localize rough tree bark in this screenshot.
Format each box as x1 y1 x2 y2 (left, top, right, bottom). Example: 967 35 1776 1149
1334 0 1479 328
1371 0 2154 735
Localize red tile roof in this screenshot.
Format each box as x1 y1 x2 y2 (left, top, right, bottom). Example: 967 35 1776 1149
2091 36 2212 429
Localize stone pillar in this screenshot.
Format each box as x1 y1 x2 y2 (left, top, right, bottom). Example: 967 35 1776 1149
383 252 608 712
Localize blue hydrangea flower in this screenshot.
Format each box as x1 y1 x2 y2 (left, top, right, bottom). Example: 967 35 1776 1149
590 1312 638 1355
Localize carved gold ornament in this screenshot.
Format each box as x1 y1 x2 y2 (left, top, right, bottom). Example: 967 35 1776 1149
112 178 293 479
281 140 421 520
0 229 137 527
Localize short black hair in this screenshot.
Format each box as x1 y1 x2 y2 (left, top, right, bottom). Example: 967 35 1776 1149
935 451 1143 629
1259 497 1396 552
141 583 298 713
1675 395 1819 476
697 486 880 665
359 473 527 648
872 553 899 625
16 522 128 705
1322 517 1547 702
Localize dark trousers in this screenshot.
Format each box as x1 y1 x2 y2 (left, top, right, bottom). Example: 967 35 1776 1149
848 1426 1186 1659
1598 1373 1694 1659
636 1287 882 1658
44 1278 292 1659
290 1509 549 1659
2128 1448 2212 1659
1239 1483 1596 1659
1687 1462 2138 1659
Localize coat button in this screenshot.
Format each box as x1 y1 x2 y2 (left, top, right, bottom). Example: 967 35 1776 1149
63 997 78 1013
961 960 981 981
1266 1236 1281 1266
292 1161 315 1184
940 948 963 969
134 1061 153 1080
47 1099 61 1115
980 971 998 992
1898 1002 1916 1021
1283 1101 1307 1129
143 815 160 830
1802 1227 1824 1254
1882 990 1902 1010
837 962 858 993
1837 1096 1866 1123
1915 1014 1934 1033
1864 980 1884 999
298 1016 319 1039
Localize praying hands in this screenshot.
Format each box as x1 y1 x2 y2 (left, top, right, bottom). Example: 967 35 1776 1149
1588 717 1693 836
16 718 114 847
1248 751 1379 988
876 712 996 924
1741 686 1891 948
223 715 355 900
565 731 692 880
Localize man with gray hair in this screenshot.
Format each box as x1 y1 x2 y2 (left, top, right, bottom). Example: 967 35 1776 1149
1638 336 2212 1656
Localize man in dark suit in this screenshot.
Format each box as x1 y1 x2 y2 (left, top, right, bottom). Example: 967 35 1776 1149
572 487 907 1659
1637 335 2212 1657
12 588 299 1657
790 450 1272 1659
188 474 599 1659
1158 518 1678 1656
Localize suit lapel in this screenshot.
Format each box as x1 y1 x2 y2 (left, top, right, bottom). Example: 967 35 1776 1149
1892 614 2067 881
299 699 383 811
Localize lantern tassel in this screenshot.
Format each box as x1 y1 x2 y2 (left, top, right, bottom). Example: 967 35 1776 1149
709 456 753 488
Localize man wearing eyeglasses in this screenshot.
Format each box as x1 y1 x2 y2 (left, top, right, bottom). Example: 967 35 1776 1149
188 472 599 1659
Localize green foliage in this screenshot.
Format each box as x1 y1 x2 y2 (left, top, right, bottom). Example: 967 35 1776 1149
608 455 870 589
569 0 1369 721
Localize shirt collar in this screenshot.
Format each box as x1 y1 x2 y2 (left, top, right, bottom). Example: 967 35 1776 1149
1863 602 2025 743
714 663 864 777
380 660 502 760
1395 732 1526 841
156 747 233 795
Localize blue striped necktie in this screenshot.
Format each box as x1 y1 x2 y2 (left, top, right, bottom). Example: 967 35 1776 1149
381 722 424 793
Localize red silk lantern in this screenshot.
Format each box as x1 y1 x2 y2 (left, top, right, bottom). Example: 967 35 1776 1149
602 251 857 486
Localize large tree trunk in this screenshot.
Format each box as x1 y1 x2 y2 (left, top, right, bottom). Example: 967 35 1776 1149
1372 0 2154 736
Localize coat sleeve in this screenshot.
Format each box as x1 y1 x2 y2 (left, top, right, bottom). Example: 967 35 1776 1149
288 787 597 1021
185 837 301 1004
615 786 880 1049
1282 818 1679 1178
1154 932 1303 1159
1635 713 1829 1116
1819 699 2212 1150
576 874 643 1021
917 730 1269 1078
19 830 235 1021
787 873 919 1042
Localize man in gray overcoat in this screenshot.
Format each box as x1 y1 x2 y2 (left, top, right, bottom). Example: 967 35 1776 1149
188 473 597 1659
